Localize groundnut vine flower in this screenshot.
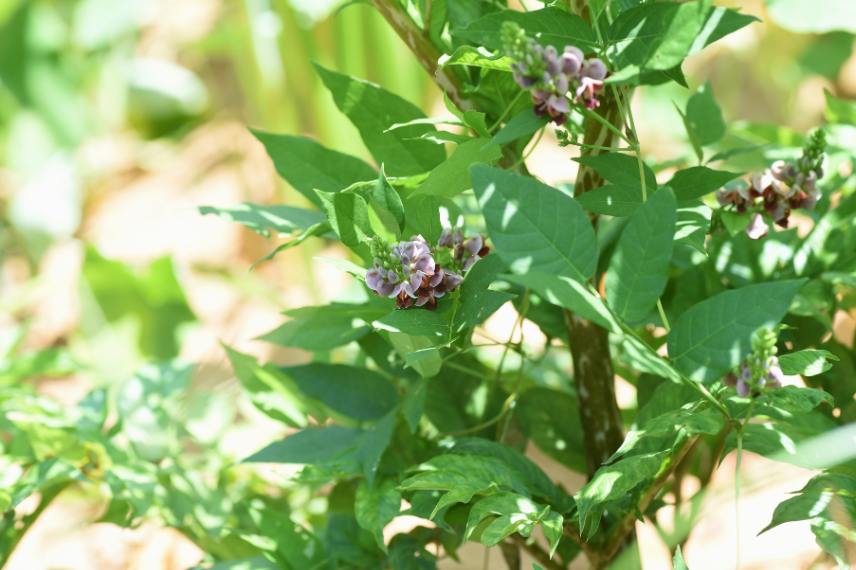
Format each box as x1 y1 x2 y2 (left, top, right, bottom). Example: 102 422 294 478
715 129 827 240
365 231 487 310
725 327 784 397
501 22 607 124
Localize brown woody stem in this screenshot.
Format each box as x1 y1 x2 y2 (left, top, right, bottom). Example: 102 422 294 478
565 92 626 476
369 0 473 111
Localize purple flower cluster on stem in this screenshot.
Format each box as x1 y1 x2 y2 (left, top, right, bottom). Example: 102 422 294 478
724 327 784 397
365 231 487 310
501 22 607 124
716 129 826 240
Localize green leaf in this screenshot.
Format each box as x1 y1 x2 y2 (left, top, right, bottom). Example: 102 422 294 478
387 332 442 378
463 492 561 554
402 194 463 244
576 184 647 217
825 89 856 125
199 203 325 237
280 363 400 421
246 411 396 483
576 152 657 194
250 221 331 268
463 492 541 543
778 349 839 377
471 165 597 282
675 202 712 255
504 271 616 332
607 3 758 72
456 7 598 52
250 131 376 207
454 255 514 330
315 190 373 258
116 362 191 462
673 546 690 570
490 109 549 146
356 479 401 550
402 378 428 433
414 138 502 198
367 168 406 238
606 188 677 324
314 65 445 176
667 167 742 204
244 425 363 465
720 210 751 236
753 386 834 420
668 280 806 382
83 249 195 361
449 438 571 511
613 405 724 460
374 309 450 339
762 472 856 531
443 45 513 71
516 388 586 473
225 346 307 427
356 410 398 484
259 303 386 351
683 82 726 153
605 188 677 323
765 0 856 34
400 454 526 517
576 451 668 537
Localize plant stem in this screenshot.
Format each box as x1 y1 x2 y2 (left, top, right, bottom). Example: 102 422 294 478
370 0 473 111
488 90 526 133
509 534 564 570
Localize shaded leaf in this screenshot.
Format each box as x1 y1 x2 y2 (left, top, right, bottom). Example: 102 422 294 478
356 478 402 549
280 363 400 421
490 109 549 146
667 167 742 204
259 303 386 351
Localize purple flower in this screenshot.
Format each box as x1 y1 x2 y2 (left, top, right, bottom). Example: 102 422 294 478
365 266 403 298
736 363 752 397
763 357 784 388
366 232 488 310
574 76 604 110
456 235 490 271
533 91 571 122
583 58 607 81
543 45 560 75
561 46 583 76
438 228 463 249
746 213 769 240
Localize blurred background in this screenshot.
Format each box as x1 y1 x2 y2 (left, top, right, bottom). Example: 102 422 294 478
1 0 854 568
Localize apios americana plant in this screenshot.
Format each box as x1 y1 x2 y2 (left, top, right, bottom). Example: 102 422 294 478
196 1 856 569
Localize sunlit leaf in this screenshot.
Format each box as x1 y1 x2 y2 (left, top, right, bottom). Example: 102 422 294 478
606 188 677 324
668 280 806 382
471 165 597 282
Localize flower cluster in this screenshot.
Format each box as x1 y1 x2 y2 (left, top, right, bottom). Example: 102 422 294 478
501 22 607 124
716 129 827 240
365 231 488 310
725 327 784 397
